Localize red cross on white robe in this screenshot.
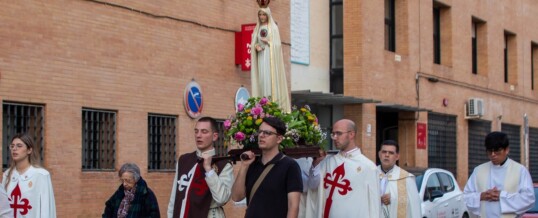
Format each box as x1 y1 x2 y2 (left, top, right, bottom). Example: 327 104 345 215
9 184 32 218
323 163 352 218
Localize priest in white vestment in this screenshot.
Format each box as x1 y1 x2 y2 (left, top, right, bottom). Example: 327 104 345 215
377 140 421 218
463 131 535 218
306 119 381 218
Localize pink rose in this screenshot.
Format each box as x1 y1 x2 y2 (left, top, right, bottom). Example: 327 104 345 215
260 97 269 105
251 106 263 116
224 120 231 130
234 132 246 141
237 104 244 112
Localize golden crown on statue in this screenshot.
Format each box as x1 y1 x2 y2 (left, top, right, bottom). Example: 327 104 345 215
257 0 270 8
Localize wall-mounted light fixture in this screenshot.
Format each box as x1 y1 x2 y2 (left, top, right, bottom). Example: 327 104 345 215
427 77 439 83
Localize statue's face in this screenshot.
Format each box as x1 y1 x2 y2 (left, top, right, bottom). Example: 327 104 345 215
258 11 268 23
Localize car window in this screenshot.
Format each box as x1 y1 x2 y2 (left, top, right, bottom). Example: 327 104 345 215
438 172 455 192
424 173 442 201
415 175 424 192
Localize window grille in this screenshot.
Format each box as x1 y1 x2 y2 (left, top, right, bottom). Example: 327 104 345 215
215 120 227 157
502 123 521 163
2 102 45 168
427 113 457 176
148 114 177 171
82 108 116 170
467 120 491 176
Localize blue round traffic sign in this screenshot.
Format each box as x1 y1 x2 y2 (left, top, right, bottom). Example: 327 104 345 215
184 81 203 118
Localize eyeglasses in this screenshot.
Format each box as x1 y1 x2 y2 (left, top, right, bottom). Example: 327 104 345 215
330 131 352 138
258 130 279 136
486 148 505 155
9 143 25 150
119 178 136 185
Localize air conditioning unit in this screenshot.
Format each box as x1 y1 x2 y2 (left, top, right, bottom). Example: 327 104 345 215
467 98 484 116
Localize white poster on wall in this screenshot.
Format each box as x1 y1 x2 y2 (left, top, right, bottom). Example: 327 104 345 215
291 0 309 65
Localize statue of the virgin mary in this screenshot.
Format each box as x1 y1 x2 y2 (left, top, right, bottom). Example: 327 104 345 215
250 0 291 113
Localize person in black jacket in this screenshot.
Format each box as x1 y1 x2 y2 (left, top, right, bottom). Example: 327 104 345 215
103 163 160 218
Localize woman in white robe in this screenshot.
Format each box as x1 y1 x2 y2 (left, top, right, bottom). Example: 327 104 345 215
250 7 291 113
2 133 56 218
0 186 12 218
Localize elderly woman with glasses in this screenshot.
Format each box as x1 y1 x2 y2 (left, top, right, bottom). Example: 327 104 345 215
103 163 160 218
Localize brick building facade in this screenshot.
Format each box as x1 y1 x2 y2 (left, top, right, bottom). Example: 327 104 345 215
334 0 538 186
2 0 538 217
0 0 291 216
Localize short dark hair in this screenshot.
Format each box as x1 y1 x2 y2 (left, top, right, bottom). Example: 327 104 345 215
485 131 509 150
197 116 218 132
262 117 286 135
380 139 399 153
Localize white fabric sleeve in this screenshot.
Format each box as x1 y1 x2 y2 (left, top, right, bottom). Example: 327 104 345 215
499 167 536 214
367 168 382 218
307 164 321 190
463 171 481 216
205 163 234 206
0 186 13 218
406 176 422 218
167 162 179 218
37 172 56 218
205 169 215 177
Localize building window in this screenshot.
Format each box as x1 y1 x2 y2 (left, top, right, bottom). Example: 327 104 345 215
504 31 517 84
472 21 477 74
330 0 343 94
471 17 487 75
433 2 451 66
82 108 116 170
385 0 395 52
2 102 45 169
501 123 521 163
467 120 491 177
531 42 538 90
433 7 441 64
427 113 457 176
215 119 227 156
148 114 177 171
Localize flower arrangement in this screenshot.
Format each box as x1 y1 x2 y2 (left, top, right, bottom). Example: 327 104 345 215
224 97 327 150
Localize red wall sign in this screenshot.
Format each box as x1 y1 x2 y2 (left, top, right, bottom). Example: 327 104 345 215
235 23 256 71
417 122 427 149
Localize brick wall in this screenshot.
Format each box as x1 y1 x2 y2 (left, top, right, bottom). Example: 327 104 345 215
343 0 538 186
0 0 290 217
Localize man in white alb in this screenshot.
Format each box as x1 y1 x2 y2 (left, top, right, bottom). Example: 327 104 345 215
377 140 421 218
463 131 535 217
306 119 380 218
